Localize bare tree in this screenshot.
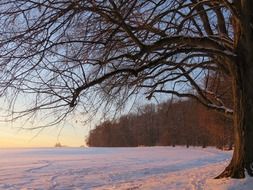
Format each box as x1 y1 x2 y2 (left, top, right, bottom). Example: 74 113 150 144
0 0 252 178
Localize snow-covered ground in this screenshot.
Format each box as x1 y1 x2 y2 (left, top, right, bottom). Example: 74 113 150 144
0 147 252 190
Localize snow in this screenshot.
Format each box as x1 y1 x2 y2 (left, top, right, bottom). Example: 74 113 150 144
0 147 252 190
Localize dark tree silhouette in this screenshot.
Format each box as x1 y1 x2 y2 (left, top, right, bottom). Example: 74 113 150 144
0 0 252 178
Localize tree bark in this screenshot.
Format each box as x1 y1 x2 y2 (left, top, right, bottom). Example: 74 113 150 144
242 0 253 175
216 0 253 178
215 63 245 178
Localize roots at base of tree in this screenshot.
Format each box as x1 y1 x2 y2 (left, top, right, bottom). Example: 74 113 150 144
246 162 253 177
215 162 245 179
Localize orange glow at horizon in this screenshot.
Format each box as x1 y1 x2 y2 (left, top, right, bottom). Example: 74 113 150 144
0 122 89 148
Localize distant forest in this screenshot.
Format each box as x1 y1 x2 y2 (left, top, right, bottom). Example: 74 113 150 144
87 74 233 149
86 99 233 149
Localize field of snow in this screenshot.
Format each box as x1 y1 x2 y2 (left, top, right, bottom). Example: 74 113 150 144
0 147 252 190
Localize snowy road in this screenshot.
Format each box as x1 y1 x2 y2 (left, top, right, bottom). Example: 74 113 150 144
0 147 252 190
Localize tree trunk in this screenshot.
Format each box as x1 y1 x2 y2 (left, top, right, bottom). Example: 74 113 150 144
215 64 245 178
242 0 253 176
216 0 253 178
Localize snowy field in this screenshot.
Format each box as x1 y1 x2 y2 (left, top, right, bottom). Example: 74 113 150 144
0 147 252 190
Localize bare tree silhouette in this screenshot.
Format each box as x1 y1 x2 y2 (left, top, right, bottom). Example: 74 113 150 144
0 0 252 178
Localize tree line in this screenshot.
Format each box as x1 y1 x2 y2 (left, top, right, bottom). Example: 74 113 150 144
87 99 233 149
0 0 252 178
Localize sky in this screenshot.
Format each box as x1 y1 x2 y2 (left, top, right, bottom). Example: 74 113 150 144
0 89 98 148
0 82 169 148
0 121 91 148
